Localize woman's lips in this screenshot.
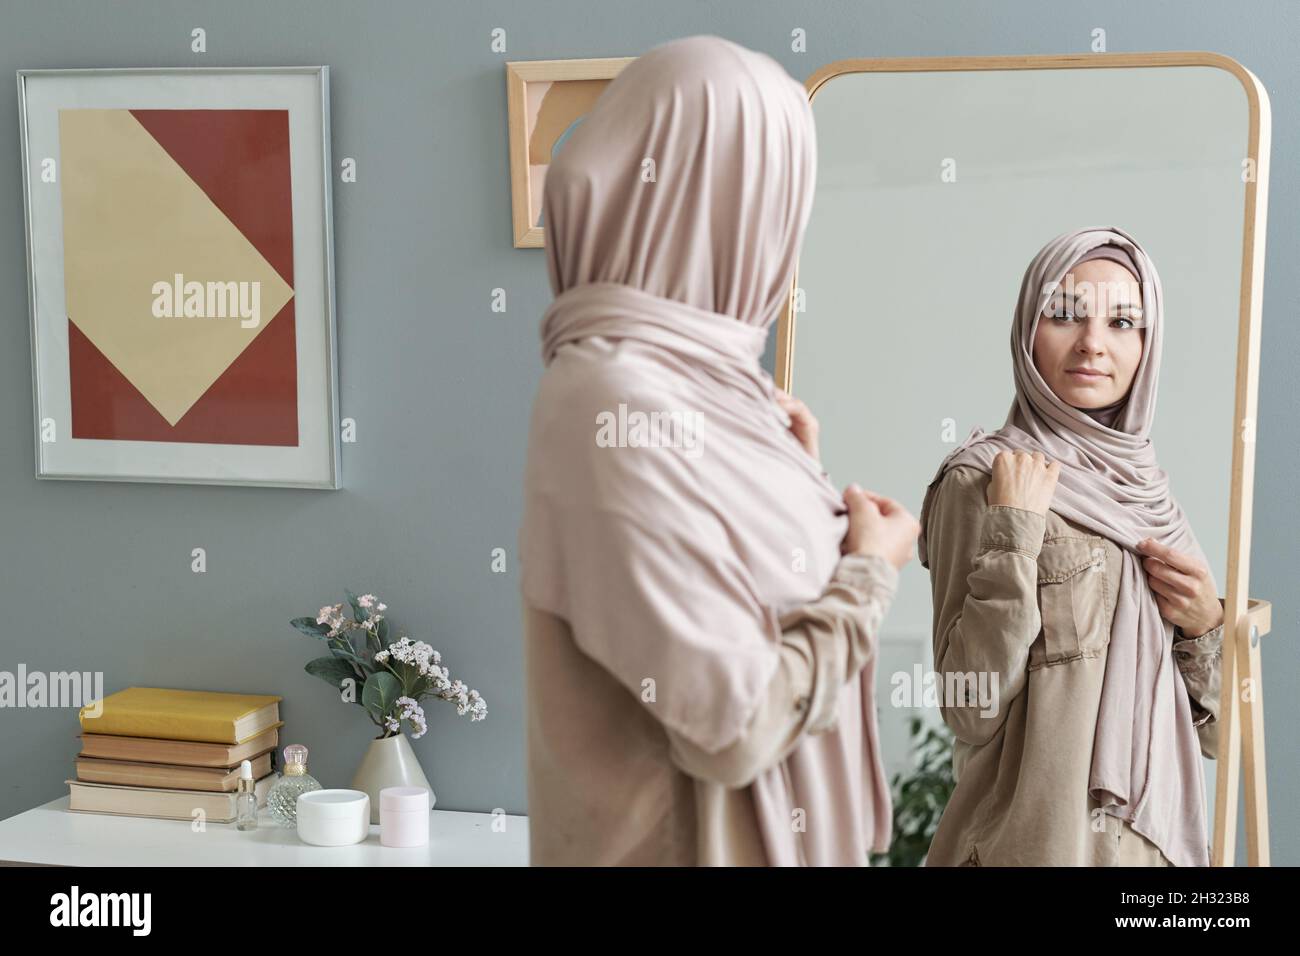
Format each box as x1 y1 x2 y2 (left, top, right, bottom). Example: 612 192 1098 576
1066 368 1109 380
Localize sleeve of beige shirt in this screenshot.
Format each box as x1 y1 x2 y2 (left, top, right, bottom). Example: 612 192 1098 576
664 552 900 789
925 466 1047 746
1173 620 1224 759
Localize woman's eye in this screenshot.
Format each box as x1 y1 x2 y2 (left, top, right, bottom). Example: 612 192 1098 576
1053 311 1079 322
1112 317 1135 330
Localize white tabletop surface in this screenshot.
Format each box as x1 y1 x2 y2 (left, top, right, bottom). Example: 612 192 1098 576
0 797 529 866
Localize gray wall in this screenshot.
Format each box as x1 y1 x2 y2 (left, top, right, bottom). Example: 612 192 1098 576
0 0 1294 864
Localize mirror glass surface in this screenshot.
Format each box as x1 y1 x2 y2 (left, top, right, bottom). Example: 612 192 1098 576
791 64 1250 836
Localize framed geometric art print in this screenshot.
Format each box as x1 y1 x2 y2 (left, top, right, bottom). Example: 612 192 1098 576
17 66 340 488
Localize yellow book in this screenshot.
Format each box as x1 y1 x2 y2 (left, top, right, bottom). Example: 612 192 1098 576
79 687 282 744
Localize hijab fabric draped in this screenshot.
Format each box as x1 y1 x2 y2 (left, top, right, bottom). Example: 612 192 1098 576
519 35 892 865
917 226 1213 867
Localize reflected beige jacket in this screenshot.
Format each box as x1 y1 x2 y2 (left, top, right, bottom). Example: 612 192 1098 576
923 465 1223 867
523 553 899 866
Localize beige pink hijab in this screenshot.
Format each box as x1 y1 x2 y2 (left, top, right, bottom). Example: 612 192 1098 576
519 35 892 865
917 226 1213 867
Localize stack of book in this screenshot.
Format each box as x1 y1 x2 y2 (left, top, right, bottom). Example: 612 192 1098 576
69 687 284 823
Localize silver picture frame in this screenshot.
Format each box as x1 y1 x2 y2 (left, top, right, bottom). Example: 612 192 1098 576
17 65 340 489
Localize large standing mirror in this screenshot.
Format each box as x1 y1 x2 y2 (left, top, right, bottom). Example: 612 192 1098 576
781 54 1271 865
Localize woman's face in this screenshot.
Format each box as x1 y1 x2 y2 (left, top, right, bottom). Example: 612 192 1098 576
1032 259 1145 409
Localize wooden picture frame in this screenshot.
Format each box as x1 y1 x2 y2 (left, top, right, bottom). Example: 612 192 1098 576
505 57 635 248
777 52 1273 866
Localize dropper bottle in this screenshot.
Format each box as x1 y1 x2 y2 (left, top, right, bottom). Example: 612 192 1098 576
235 759 259 830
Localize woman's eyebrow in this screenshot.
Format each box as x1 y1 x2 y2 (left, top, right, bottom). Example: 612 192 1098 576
1057 291 1142 312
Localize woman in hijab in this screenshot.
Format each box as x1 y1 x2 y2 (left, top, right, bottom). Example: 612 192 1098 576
518 35 920 866
917 226 1225 867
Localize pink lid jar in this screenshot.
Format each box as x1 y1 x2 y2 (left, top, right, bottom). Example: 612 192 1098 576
380 786 430 847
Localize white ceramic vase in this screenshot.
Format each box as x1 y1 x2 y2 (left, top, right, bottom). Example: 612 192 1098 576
350 733 434 824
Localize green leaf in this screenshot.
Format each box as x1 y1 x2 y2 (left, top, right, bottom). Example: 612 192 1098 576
400 668 424 699
376 616 389 643
291 617 330 638
327 638 366 665
361 670 402 719
345 589 365 623
305 656 359 688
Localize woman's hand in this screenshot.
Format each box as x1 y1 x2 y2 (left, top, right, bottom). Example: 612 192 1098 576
841 484 920 571
775 388 820 463
1136 538 1224 637
987 449 1060 515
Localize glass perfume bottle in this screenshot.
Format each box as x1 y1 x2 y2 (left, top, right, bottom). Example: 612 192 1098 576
267 744 322 828
235 759 259 831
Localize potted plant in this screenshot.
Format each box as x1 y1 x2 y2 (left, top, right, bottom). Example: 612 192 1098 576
870 716 955 867
292 590 486 822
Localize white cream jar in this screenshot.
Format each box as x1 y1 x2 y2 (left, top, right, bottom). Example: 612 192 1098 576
296 789 371 846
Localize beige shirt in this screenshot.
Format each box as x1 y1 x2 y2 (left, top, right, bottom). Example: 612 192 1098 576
523 552 899 866
923 465 1224 867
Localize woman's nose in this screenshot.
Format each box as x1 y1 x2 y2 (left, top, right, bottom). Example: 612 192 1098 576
1076 320 1106 354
